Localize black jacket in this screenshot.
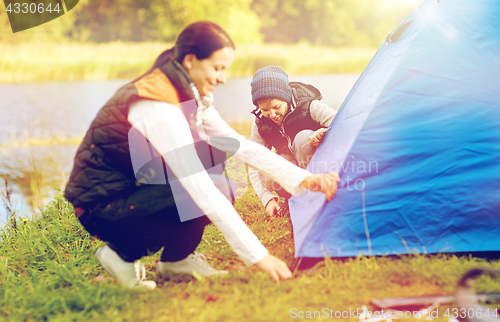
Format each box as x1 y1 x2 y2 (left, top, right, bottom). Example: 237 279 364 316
251 82 324 155
65 61 226 209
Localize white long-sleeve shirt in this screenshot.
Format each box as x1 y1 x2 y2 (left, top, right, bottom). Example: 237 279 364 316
127 99 311 265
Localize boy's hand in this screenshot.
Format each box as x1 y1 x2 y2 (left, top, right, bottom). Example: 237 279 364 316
308 127 330 147
257 254 292 281
265 198 280 216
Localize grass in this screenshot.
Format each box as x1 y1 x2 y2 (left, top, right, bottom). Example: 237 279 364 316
1 125 499 321
0 42 166 83
1 190 499 322
0 134 75 217
0 42 376 83
230 43 376 77
0 135 83 148
1 171 500 321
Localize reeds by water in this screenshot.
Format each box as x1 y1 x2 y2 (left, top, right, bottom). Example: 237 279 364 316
0 42 376 83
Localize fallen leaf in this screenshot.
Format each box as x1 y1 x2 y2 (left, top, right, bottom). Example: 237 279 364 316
90 275 113 284
206 295 219 302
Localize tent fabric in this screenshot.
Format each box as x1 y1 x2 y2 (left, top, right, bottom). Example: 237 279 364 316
290 0 500 258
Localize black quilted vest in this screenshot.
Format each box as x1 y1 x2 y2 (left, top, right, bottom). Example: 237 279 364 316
64 60 226 209
251 82 323 155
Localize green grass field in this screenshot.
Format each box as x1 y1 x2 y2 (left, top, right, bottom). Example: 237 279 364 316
1 156 499 321
0 42 376 83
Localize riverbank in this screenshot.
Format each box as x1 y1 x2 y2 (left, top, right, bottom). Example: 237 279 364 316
0 42 376 83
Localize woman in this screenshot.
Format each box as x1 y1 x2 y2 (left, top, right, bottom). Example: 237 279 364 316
248 66 337 216
65 21 340 290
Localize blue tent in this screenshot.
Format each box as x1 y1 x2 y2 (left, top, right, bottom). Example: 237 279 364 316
290 0 500 258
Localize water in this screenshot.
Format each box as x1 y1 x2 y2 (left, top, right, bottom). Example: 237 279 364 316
0 74 359 222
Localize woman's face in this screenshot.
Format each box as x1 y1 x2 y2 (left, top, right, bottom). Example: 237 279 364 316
182 47 235 96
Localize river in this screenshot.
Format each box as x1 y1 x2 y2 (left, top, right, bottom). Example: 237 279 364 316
0 74 359 222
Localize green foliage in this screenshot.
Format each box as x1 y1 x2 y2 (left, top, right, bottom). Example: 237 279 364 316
0 42 375 82
231 43 375 76
68 0 165 42
0 42 166 82
0 186 500 321
252 0 421 47
1 0 421 46
1 153 497 321
0 2 77 43
61 0 261 44
151 0 262 44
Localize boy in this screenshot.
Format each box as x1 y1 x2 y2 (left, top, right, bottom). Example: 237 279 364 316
249 66 337 216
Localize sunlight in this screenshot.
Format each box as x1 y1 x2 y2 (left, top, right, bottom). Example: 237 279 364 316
387 0 424 7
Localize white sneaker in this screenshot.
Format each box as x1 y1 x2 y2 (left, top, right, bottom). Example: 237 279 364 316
96 246 156 290
157 253 228 277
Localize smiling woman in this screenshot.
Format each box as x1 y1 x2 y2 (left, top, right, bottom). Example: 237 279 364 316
183 47 234 96
64 21 340 290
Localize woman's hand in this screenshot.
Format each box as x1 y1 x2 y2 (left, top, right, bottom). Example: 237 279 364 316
257 254 292 281
301 172 341 201
265 198 280 216
308 127 331 147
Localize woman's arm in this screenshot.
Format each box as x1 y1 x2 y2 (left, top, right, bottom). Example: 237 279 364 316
248 121 280 212
200 105 311 197
128 100 269 266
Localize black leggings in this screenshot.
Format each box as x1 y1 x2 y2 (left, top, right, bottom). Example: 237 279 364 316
79 174 235 262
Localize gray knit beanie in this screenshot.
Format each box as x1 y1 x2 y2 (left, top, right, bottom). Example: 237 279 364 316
251 66 292 106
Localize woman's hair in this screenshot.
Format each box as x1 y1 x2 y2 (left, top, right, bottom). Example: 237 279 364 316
150 21 235 71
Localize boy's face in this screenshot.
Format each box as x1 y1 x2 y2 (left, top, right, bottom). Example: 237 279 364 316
258 99 289 125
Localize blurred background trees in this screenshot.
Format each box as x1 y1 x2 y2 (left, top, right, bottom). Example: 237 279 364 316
0 0 421 46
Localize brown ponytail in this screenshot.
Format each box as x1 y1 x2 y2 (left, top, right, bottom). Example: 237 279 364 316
148 21 235 74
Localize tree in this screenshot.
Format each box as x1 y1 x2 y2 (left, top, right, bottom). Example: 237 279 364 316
251 0 420 47
152 0 262 44
64 0 261 43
